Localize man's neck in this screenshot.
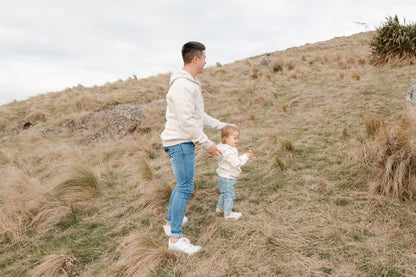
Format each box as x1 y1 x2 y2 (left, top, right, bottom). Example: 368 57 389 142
183 64 197 79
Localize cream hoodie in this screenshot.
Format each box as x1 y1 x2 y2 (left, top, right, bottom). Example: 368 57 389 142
216 143 249 179
161 70 226 149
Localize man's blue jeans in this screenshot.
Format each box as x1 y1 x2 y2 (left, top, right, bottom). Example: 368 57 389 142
217 176 237 215
164 142 195 238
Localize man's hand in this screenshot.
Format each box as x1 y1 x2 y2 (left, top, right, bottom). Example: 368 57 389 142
207 143 222 156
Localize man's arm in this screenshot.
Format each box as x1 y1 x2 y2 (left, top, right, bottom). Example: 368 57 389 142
203 112 226 130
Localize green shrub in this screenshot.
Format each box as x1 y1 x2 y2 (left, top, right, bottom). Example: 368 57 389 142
370 15 416 65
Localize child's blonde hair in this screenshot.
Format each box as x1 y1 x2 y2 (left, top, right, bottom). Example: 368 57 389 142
221 125 240 143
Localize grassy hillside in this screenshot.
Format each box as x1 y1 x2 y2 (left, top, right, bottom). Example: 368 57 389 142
1 31 416 276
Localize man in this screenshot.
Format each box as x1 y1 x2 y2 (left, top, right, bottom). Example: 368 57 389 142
161 41 229 254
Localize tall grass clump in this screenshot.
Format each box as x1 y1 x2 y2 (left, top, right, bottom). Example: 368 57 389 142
364 115 385 137
138 181 172 211
0 206 29 244
29 202 71 233
273 155 285 170
0 150 9 165
30 254 75 277
139 159 153 180
361 111 416 200
53 165 101 203
280 139 294 152
0 167 45 244
273 62 283 73
370 15 416 65
117 234 175 276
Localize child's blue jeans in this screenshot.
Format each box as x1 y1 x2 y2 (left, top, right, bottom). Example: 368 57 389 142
164 142 195 238
217 176 237 215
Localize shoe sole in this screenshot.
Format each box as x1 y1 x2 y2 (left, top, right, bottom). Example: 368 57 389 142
168 246 201 255
224 214 242 220
225 217 241 220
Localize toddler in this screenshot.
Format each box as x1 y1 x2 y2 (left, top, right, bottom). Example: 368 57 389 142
215 125 253 220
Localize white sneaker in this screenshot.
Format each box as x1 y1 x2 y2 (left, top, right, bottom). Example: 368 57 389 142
224 212 242 220
168 237 201 255
215 207 223 213
163 216 188 236
163 225 171 236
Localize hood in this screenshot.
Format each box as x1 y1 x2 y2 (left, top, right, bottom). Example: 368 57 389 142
169 70 201 86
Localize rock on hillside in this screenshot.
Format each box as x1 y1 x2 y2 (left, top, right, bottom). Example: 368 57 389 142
1 99 166 144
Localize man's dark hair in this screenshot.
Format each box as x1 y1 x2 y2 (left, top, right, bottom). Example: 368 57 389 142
182 41 205 64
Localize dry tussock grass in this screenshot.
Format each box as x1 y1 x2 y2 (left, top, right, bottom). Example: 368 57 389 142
93 135 158 177
52 165 101 204
140 105 165 134
361 109 416 199
358 58 367 65
117 233 176 276
16 124 45 143
352 71 360 80
139 159 153 180
29 201 71 233
0 139 85 241
55 89 104 113
0 205 29 244
0 150 9 165
338 61 348 69
272 61 283 73
364 114 385 137
74 93 100 111
0 106 15 122
30 254 75 277
280 139 294 152
0 166 45 243
138 180 172 213
24 110 48 123
12 139 84 187
175 217 313 276
249 68 258 79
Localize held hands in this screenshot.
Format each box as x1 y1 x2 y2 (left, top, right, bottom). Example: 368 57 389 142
247 149 254 159
207 142 222 156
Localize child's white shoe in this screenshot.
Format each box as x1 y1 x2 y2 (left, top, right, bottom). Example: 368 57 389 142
163 216 188 236
215 207 223 213
224 212 242 220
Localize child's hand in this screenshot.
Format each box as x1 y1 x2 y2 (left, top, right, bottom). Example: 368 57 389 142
247 149 254 159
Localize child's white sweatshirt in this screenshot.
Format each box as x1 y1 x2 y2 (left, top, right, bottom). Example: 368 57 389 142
216 143 249 179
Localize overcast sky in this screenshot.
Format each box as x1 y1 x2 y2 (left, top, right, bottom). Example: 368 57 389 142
0 0 415 105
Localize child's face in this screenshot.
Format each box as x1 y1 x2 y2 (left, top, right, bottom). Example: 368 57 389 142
224 130 240 147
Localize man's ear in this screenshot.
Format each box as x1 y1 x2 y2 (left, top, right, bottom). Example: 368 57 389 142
192 56 198 64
